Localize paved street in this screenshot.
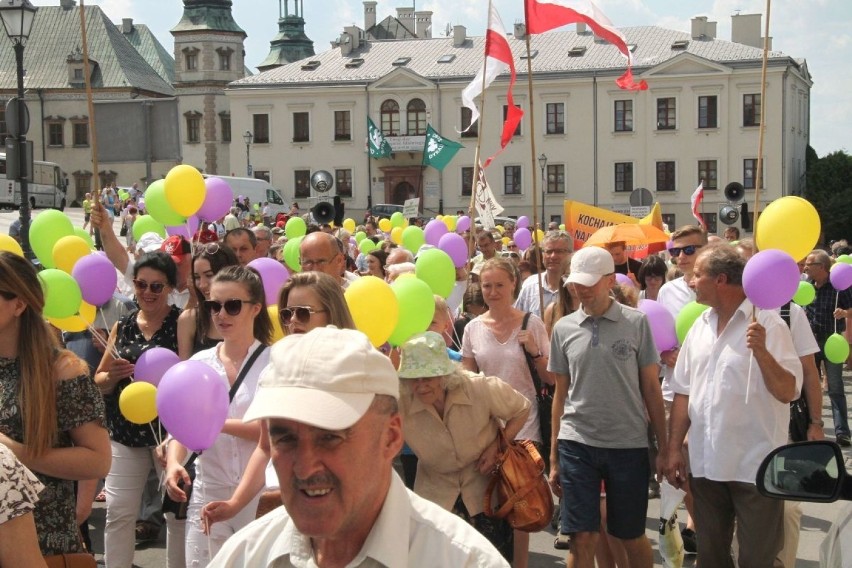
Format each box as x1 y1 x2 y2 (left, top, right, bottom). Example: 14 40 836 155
3 207 852 566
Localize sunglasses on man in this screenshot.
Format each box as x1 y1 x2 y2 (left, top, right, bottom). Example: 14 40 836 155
668 245 702 257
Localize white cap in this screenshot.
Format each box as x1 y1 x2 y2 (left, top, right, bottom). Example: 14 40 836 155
136 232 164 253
566 246 615 287
243 327 399 429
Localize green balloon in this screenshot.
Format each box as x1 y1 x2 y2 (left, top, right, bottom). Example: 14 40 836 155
415 248 456 298
283 236 303 273
39 269 83 318
401 226 425 254
824 333 850 364
145 179 186 226
30 210 74 268
285 217 307 239
73 227 95 250
388 276 435 346
359 238 376 254
390 211 405 228
792 281 816 306
354 231 367 243
675 301 710 344
837 254 852 265
133 215 166 241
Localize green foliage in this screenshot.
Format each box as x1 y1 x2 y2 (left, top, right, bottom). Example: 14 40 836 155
804 149 852 243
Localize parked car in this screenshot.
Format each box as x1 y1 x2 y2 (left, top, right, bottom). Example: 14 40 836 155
757 441 852 566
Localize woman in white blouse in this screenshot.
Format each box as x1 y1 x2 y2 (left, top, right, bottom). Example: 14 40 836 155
164 266 272 567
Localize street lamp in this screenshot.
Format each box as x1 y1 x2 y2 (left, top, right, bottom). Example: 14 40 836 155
538 153 547 230
243 130 253 177
0 0 38 260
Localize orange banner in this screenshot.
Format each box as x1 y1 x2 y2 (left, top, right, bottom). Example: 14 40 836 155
563 201 638 249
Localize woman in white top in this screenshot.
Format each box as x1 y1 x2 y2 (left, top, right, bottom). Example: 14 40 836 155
164 265 273 567
461 257 554 568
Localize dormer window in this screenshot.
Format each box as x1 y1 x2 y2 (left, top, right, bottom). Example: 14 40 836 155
182 47 200 71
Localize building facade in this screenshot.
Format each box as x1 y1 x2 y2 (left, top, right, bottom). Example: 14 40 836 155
225 5 811 234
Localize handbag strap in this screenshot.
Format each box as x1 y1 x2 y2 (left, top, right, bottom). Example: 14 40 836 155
183 343 268 469
521 312 543 393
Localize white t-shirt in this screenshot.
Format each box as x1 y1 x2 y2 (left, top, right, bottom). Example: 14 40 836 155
657 276 695 401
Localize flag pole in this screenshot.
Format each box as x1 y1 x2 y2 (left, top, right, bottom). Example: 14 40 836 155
80 0 101 233
523 24 546 318
468 2 493 267
753 0 771 249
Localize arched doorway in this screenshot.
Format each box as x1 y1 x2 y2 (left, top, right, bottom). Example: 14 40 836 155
392 181 416 204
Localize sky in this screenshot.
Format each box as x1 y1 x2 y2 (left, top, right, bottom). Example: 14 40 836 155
32 0 852 156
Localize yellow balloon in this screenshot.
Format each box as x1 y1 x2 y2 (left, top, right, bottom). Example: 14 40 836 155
52 235 91 274
119 382 158 424
164 164 206 217
442 215 457 231
755 196 820 261
496 225 505 234
48 301 97 332
534 229 545 243
378 218 392 233
0 234 24 257
342 218 356 233
344 276 399 347
502 236 510 245
391 226 403 245
268 305 285 342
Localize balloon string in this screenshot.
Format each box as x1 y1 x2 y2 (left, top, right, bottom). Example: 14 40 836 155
835 291 840 335
745 307 758 405
148 422 162 446
86 321 120 359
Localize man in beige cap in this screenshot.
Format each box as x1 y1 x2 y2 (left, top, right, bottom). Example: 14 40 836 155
209 326 508 567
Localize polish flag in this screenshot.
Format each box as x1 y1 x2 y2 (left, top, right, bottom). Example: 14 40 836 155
691 181 706 229
524 0 648 91
461 3 523 167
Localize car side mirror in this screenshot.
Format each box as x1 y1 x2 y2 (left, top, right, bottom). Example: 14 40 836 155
757 441 848 503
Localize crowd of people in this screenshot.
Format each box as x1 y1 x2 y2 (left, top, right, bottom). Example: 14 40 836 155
1 193 851 567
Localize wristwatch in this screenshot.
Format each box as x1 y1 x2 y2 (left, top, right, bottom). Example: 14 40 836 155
810 418 825 426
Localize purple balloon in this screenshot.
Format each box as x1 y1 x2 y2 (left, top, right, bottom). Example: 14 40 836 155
516 215 530 229
135 347 180 387
830 263 852 291
456 215 471 234
72 253 118 306
247 257 291 305
743 249 800 309
157 360 229 452
638 299 678 352
197 177 234 222
514 227 532 250
438 232 469 268
615 273 637 288
166 215 200 240
424 219 449 246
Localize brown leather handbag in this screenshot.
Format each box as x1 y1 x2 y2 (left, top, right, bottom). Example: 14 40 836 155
483 429 554 532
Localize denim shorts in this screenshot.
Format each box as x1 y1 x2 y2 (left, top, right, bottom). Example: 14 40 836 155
557 439 650 539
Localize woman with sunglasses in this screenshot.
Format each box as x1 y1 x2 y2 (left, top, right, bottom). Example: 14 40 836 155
200 271 355 530
95 251 182 567
177 243 240 360
0 252 111 558
164 265 272 566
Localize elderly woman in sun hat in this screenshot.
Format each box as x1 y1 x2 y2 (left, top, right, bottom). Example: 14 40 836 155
398 331 530 562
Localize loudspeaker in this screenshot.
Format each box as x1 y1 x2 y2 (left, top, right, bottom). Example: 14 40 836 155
724 181 745 203
719 205 739 225
333 195 344 226
740 203 751 231
311 201 335 224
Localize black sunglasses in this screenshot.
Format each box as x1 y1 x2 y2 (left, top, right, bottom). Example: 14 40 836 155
205 298 252 316
279 305 327 325
133 279 166 294
669 245 702 257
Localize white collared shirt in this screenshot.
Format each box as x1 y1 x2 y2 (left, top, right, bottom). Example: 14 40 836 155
657 276 695 401
514 272 562 316
209 471 509 568
670 299 803 483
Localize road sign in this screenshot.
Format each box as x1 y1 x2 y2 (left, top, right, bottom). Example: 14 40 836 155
4 98 29 137
629 187 653 207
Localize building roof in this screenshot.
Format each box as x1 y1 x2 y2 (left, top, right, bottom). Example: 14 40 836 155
171 0 245 35
121 22 176 85
0 5 174 95
229 25 800 89
367 15 416 41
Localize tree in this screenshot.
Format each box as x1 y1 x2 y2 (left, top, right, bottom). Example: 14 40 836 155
804 149 852 243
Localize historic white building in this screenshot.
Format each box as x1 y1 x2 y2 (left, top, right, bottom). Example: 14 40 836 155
225 4 811 233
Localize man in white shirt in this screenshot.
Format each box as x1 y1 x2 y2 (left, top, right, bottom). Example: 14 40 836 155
299 232 359 289
665 245 802 567
515 230 573 317
209 327 508 568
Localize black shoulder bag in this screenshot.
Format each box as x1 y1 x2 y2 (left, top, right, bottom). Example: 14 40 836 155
521 312 554 469
779 303 810 442
162 344 267 519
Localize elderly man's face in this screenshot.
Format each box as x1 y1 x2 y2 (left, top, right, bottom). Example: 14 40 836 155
267 407 402 546
254 231 272 257
688 255 718 307
477 236 496 258
300 234 344 279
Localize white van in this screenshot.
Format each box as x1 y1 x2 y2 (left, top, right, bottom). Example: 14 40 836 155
203 175 290 218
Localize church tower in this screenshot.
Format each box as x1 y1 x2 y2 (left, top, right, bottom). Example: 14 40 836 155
258 0 315 72
172 0 246 175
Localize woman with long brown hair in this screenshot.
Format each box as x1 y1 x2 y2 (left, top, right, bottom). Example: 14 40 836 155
0 251 111 556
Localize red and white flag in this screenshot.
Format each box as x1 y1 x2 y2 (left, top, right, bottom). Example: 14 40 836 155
461 3 523 167
691 181 706 229
524 0 648 91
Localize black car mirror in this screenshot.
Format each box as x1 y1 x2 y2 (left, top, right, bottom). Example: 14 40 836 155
757 441 848 503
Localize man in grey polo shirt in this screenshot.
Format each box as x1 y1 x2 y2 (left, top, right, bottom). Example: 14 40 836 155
548 246 667 568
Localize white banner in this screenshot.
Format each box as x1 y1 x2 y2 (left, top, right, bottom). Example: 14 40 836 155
474 167 503 230
402 198 420 218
